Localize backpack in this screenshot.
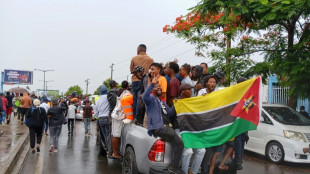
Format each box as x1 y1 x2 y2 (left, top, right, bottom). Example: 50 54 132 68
15 99 20 107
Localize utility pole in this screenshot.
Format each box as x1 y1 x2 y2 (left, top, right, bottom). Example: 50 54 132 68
85 79 90 95
34 69 54 95
110 63 114 80
39 80 53 95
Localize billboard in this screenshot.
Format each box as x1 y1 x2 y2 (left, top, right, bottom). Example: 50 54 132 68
4 69 33 85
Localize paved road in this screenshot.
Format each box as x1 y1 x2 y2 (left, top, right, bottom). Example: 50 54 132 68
21 121 121 174
21 121 310 174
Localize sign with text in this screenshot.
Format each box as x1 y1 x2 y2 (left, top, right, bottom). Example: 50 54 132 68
4 69 33 85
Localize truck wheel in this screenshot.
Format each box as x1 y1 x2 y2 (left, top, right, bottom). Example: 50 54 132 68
266 141 284 163
97 133 106 156
122 146 138 174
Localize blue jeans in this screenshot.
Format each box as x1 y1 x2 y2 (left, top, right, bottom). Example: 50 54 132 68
131 81 142 120
49 125 62 149
234 133 246 164
43 119 48 132
182 148 206 174
1 111 6 124
84 118 91 134
98 117 112 154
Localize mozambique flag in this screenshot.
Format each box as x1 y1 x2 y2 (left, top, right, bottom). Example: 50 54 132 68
174 76 262 149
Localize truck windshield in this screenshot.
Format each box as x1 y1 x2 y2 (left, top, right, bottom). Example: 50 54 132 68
263 106 310 126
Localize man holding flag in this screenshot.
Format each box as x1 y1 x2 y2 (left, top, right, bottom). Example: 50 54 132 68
142 74 185 174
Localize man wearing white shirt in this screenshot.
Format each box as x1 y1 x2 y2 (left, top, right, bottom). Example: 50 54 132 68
67 101 77 135
94 85 111 155
40 98 50 136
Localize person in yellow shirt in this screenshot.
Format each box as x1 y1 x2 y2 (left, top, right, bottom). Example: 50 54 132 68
148 62 167 101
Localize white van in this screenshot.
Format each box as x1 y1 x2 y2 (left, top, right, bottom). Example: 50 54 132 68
245 104 310 163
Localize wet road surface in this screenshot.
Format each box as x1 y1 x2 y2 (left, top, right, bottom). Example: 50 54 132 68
21 121 121 174
21 121 310 174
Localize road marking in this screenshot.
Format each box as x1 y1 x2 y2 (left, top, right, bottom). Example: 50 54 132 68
34 136 46 174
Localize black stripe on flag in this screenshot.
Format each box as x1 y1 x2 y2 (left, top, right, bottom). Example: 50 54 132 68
177 104 237 132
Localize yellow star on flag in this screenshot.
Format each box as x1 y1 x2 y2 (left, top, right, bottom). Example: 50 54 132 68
242 95 256 113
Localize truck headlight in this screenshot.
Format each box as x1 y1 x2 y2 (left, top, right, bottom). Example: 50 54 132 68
283 130 307 143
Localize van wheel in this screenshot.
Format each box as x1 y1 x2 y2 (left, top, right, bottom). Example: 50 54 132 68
266 142 284 163
122 146 138 174
97 133 106 156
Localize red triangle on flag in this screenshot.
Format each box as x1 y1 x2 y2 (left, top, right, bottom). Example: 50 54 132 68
230 77 261 126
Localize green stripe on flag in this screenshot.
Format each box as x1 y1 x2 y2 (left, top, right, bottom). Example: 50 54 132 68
180 118 257 149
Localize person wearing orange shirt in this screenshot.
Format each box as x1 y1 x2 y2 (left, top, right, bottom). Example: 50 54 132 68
148 62 167 101
20 92 32 125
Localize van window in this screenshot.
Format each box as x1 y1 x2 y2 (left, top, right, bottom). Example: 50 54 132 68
263 106 310 126
260 111 273 125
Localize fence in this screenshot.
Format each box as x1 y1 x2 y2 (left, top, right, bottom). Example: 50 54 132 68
270 84 290 105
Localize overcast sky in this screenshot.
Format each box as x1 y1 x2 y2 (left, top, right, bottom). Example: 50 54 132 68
0 0 214 95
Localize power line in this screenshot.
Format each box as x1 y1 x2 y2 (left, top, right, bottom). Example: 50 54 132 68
114 35 175 66
148 34 174 49
161 47 196 62
149 40 182 55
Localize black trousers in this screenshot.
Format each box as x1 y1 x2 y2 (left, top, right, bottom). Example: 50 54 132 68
29 126 43 148
152 126 184 168
137 100 145 124
68 119 75 133
21 108 29 121
17 107 22 120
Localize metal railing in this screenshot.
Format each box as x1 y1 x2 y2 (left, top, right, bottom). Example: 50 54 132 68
271 85 290 105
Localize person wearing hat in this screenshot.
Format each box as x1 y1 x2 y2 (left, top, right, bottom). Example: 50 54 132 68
175 83 206 174
27 99 47 153
40 98 50 136
94 85 112 155
47 99 67 153
197 75 217 96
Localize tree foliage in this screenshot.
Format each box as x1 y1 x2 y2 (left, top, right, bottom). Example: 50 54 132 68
65 85 83 96
93 78 112 95
165 0 310 108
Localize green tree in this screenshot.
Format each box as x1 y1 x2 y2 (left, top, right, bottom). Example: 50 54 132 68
65 85 83 96
165 0 310 108
93 78 112 95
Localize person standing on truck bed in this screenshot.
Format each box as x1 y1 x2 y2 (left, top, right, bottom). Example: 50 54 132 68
130 44 154 122
142 74 185 174
94 85 112 155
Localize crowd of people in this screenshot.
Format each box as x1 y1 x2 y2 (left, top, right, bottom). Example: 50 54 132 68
0 91 94 153
91 44 250 174
1 43 310 174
